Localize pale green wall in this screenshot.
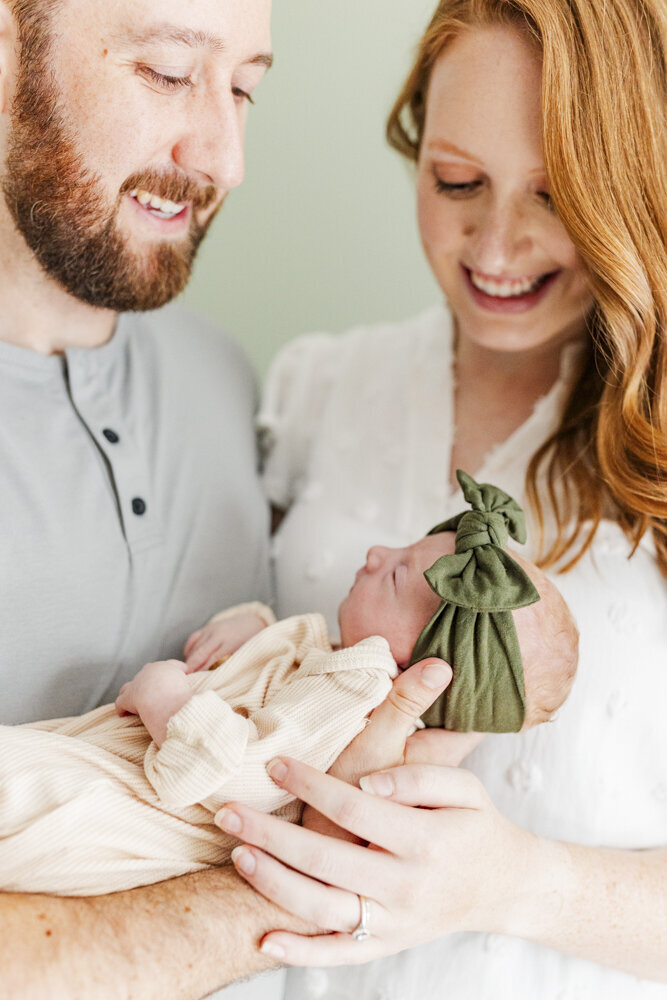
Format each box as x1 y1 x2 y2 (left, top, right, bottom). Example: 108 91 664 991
183 0 441 377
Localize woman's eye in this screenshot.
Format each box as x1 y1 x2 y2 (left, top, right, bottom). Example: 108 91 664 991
537 190 555 211
139 66 194 92
433 177 482 197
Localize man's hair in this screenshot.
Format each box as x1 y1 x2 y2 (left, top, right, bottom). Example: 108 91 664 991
9 0 61 63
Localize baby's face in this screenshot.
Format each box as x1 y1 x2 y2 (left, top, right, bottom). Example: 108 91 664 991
338 534 456 666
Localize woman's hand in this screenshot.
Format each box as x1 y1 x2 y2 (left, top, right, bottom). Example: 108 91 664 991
304 657 484 841
216 756 532 966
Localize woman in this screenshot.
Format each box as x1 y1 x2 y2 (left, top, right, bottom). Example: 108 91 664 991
220 0 667 995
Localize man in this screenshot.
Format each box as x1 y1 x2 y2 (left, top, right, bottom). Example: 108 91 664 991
0 0 290 995
0 1 452 996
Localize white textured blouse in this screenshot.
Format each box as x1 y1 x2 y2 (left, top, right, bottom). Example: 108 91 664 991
258 306 667 1000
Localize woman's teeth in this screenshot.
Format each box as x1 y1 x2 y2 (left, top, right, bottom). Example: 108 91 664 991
468 269 549 298
129 188 186 220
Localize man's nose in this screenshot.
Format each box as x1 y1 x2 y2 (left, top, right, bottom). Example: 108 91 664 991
365 545 393 571
171 92 246 194
464 195 532 273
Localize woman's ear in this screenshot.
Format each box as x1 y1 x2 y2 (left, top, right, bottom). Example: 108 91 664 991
0 1 19 117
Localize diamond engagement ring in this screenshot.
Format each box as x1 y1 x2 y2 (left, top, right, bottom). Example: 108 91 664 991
351 893 371 942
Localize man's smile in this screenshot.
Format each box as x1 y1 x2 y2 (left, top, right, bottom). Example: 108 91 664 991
129 187 188 220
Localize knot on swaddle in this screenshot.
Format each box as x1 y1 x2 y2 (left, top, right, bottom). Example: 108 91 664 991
411 470 541 733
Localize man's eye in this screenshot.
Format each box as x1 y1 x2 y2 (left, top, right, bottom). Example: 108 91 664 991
139 66 194 92
232 86 255 105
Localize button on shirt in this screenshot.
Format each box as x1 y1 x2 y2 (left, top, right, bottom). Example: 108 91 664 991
0 304 270 724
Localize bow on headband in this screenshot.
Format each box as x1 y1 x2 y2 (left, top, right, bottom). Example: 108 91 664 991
411 470 540 733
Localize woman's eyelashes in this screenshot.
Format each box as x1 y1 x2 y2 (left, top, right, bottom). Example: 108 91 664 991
433 176 482 198
432 171 555 211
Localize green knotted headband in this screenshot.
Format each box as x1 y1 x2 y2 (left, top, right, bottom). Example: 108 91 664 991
411 470 540 733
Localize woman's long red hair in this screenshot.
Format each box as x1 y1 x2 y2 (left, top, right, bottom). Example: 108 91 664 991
387 0 667 574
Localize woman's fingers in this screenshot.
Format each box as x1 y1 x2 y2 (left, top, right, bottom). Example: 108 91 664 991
360 763 486 809
217 799 396 895
328 658 452 787
260 929 387 968
230 844 387 939
218 758 421 861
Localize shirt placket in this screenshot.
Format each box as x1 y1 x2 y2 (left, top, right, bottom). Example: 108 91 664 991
65 348 164 556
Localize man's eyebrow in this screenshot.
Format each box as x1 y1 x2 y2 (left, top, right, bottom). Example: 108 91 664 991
112 23 273 67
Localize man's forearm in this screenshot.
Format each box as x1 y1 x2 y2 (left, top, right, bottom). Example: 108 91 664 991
2 866 310 1000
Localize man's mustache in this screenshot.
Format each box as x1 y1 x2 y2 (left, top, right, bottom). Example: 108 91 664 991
120 171 218 211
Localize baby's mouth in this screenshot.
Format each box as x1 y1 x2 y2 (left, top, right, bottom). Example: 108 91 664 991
465 266 558 299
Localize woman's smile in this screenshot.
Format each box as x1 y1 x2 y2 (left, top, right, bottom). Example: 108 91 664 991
461 264 561 314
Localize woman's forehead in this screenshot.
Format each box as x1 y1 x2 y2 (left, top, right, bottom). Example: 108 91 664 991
424 24 544 164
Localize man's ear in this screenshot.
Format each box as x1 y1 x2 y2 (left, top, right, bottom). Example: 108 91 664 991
0 1 19 117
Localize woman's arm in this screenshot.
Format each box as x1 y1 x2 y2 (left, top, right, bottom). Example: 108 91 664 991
219 757 667 982
1 867 310 1000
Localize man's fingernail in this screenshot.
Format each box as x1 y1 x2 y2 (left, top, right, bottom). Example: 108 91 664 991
360 773 394 797
231 846 256 875
267 758 288 783
422 662 451 689
216 808 242 834
260 940 286 959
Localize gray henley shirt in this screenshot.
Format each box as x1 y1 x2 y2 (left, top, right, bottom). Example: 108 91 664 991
0 303 270 724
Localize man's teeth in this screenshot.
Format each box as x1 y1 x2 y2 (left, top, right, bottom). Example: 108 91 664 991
469 270 546 298
129 188 186 219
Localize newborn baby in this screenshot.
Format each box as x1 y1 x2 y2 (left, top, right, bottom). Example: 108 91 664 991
0 474 577 896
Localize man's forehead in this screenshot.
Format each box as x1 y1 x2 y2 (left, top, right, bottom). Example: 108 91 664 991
57 0 272 60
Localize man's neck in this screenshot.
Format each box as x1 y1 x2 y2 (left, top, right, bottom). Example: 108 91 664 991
0 211 117 355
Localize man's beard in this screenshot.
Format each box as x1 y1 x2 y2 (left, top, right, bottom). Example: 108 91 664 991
1 30 219 312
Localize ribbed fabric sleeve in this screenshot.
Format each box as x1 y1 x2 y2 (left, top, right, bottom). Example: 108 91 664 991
144 693 250 808
0 615 396 895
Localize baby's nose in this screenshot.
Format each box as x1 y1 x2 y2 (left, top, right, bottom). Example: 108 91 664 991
366 545 392 571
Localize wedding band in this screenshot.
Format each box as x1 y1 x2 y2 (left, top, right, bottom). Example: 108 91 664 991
351 893 371 942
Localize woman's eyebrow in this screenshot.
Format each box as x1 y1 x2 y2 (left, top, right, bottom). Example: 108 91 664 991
110 22 274 68
426 139 483 165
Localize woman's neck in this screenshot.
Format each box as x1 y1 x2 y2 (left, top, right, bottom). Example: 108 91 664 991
449 330 585 489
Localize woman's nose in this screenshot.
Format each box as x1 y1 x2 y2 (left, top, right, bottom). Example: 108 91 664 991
464 197 532 272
